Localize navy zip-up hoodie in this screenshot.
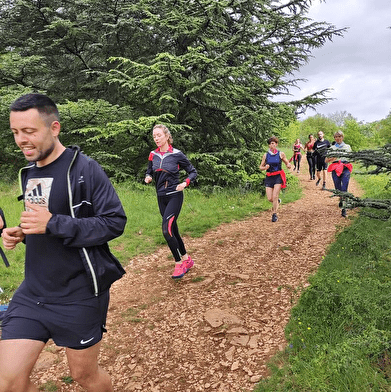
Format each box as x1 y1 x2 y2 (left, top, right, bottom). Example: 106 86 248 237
18 146 126 297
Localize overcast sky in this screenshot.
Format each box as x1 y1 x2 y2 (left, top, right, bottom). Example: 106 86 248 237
286 0 391 123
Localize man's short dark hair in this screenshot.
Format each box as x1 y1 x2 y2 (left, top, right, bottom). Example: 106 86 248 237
10 93 60 123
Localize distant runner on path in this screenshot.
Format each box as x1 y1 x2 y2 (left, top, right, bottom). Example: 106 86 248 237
291 138 304 173
259 136 292 222
304 134 317 180
313 131 331 190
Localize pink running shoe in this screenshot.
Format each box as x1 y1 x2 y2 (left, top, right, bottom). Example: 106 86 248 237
171 263 186 280
183 256 194 273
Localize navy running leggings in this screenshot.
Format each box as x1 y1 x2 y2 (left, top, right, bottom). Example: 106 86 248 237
157 192 186 262
331 168 351 192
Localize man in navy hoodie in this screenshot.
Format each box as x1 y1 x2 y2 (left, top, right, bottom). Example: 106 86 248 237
0 93 127 392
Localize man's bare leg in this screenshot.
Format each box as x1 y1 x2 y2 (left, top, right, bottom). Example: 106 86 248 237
0 339 45 392
66 342 113 392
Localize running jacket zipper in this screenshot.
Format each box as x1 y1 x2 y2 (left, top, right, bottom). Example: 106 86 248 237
67 150 99 296
157 153 168 188
158 152 166 169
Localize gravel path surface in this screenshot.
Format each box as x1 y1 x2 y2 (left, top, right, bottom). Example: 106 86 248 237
32 165 361 391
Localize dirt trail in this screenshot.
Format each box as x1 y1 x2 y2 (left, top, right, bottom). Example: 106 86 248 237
32 162 361 391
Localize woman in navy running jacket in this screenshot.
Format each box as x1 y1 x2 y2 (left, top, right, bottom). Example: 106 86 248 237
145 124 197 280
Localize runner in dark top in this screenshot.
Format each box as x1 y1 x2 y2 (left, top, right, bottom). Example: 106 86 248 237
292 139 304 173
313 131 331 190
145 124 197 280
259 136 292 222
304 134 316 180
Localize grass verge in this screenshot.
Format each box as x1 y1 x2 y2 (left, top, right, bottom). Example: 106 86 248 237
0 173 301 302
254 173 391 392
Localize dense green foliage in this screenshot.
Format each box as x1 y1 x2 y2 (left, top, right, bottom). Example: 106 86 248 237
283 111 391 151
254 173 391 392
0 0 346 184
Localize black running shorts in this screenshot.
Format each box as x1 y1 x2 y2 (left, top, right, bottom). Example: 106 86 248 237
1 289 109 350
316 157 328 171
264 174 283 188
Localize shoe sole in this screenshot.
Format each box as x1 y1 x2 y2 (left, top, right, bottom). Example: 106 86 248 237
172 273 185 280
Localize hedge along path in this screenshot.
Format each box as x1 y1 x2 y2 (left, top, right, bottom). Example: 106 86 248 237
32 163 362 391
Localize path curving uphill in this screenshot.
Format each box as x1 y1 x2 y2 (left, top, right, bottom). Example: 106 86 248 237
32 165 362 391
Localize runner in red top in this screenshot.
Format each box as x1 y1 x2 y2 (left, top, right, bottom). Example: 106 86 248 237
291 138 304 174
304 134 317 180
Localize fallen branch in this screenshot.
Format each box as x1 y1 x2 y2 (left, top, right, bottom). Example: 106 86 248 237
326 189 391 220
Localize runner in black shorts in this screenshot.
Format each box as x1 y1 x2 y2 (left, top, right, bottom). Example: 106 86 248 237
2 289 109 350
264 173 283 188
313 130 331 190
0 94 126 392
259 136 292 222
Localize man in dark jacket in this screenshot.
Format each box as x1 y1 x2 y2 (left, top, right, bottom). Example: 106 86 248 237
0 93 127 392
313 130 331 190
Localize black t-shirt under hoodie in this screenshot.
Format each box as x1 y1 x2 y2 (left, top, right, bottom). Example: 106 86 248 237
20 148 93 303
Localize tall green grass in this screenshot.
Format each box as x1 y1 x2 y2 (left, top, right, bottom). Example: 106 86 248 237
255 173 391 392
112 177 300 259
0 174 301 303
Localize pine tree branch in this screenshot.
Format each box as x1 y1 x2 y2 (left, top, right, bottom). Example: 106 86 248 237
326 144 391 173
326 189 391 220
